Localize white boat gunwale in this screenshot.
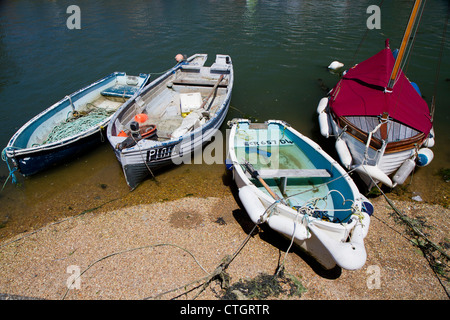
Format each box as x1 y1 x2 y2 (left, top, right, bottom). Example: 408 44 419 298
113 58 233 155
106 53 234 190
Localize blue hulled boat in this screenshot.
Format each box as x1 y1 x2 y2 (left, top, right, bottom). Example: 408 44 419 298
2 72 150 178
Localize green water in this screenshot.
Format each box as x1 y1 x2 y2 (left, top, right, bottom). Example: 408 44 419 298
233 124 335 217
0 0 448 237
234 127 316 171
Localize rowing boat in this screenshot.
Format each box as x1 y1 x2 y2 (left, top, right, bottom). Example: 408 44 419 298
227 118 372 270
107 54 233 190
2 72 149 178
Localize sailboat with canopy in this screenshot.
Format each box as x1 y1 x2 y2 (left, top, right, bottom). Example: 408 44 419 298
317 0 435 189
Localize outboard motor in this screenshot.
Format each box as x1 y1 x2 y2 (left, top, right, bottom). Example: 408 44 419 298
130 121 141 139
116 121 157 151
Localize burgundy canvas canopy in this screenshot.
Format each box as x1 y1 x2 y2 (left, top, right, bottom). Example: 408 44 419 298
329 46 432 135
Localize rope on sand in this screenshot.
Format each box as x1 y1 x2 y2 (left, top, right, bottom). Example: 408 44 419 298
62 242 210 300
364 169 449 298
2 195 302 300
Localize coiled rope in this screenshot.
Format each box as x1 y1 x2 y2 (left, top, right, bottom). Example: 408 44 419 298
43 107 114 145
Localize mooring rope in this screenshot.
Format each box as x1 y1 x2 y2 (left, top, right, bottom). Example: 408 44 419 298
1 148 18 190
360 165 450 298
360 165 449 261
62 242 210 300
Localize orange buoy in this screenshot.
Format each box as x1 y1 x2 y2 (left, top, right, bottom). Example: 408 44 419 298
118 130 127 137
134 113 148 123
175 54 185 62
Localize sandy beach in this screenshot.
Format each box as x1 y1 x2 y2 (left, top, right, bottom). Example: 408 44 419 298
0 184 448 300
0 0 449 306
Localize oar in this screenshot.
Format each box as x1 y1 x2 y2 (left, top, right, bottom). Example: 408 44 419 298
242 160 283 202
201 74 224 112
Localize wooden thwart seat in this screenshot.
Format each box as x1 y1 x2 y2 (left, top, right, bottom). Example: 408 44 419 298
257 169 331 179
172 79 228 88
249 168 331 195
101 84 139 98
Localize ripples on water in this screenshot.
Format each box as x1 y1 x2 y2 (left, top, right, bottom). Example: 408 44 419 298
0 0 448 235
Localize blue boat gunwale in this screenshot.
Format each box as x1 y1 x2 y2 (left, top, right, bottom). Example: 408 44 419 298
12 126 104 176
6 72 150 156
232 119 360 223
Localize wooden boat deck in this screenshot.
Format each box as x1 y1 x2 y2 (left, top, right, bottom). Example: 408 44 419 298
345 115 420 142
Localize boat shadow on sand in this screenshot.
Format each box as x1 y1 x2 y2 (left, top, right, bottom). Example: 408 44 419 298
222 169 342 280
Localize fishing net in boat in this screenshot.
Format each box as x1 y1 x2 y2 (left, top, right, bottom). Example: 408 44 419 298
42 107 115 145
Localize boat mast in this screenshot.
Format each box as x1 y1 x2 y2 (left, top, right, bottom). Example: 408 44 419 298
386 0 423 91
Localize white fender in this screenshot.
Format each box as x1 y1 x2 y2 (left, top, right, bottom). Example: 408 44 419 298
239 186 310 241
424 137 435 148
392 158 416 185
355 165 394 188
423 127 435 148
316 97 328 114
267 214 309 241
335 138 352 169
238 186 266 224
308 221 367 270
328 61 344 71
417 148 434 167
358 211 371 239
318 112 330 138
